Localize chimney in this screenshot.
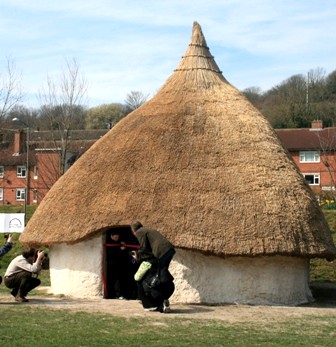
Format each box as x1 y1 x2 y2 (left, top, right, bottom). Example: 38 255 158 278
311 120 323 130
13 130 26 154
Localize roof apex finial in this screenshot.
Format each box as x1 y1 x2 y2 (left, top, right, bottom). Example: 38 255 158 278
191 21 207 47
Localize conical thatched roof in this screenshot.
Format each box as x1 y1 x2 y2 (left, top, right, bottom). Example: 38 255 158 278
20 22 336 260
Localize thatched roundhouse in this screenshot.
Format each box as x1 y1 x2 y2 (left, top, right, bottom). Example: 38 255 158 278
20 22 336 305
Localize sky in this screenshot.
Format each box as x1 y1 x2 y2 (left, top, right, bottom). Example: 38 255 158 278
1 0 335 108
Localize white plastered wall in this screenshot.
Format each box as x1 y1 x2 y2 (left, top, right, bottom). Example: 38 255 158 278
48 242 313 305
169 250 313 306
49 235 103 298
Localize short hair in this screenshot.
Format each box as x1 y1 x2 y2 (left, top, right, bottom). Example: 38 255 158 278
22 248 36 259
131 221 143 232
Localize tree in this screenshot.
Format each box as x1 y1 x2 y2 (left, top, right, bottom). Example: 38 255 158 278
0 57 23 126
7 105 39 128
259 74 309 128
325 70 336 100
124 91 149 112
86 103 127 129
242 86 263 104
38 58 88 175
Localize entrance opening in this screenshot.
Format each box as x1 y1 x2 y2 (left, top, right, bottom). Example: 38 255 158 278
103 225 139 299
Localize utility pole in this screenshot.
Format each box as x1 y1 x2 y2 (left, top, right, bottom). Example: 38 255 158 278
12 117 30 226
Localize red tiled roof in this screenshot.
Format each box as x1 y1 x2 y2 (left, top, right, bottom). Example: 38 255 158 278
0 148 36 166
276 127 336 150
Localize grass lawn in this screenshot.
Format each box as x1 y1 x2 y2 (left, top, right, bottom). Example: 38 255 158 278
1 206 336 347
0 306 335 347
310 209 336 282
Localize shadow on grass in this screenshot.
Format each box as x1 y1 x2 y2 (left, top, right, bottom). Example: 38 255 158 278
302 281 336 308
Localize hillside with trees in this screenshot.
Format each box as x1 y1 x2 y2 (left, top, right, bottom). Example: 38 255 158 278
243 68 336 129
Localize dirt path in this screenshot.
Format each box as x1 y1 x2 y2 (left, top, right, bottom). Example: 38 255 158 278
1 283 336 323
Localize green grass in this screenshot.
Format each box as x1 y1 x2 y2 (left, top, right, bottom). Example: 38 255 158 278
0 307 335 347
1 206 336 346
310 209 336 282
0 204 37 221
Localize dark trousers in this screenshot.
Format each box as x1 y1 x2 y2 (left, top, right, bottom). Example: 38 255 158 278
4 271 41 297
159 248 175 269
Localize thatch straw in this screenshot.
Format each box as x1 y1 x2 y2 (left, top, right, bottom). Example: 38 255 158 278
20 22 336 260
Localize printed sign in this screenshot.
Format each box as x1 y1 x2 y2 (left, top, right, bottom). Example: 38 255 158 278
0 213 25 233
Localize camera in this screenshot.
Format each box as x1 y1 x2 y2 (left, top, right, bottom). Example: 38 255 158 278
4 234 9 240
35 250 49 270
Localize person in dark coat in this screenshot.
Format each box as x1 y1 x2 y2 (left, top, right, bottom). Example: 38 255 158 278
131 222 175 270
106 231 129 299
0 234 13 285
131 222 176 312
0 234 13 257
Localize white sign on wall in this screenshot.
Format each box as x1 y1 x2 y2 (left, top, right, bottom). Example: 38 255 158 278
0 213 25 233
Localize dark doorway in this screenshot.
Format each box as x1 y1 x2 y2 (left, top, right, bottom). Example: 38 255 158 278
103 225 139 299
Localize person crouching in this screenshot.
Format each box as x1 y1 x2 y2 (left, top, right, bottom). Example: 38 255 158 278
4 248 46 302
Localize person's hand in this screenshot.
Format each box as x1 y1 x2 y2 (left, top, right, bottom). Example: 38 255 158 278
37 250 45 261
130 251 137 260
120 242 126 250
7 234 13 243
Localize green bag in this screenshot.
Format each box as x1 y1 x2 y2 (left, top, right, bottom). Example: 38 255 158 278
134 261 152 281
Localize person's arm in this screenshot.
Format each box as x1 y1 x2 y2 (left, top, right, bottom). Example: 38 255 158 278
0 235 13 257
16 252 44 273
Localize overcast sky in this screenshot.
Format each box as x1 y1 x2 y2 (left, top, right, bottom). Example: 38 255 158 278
1 0 335 108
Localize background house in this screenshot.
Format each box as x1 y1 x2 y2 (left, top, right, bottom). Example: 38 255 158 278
0 129 107 206
276 120 336 198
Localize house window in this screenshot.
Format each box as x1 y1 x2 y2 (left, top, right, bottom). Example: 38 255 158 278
0 188 3 200
17 166 27 178
0 166 4 178
16 188 25 201
34 165 38 179
299 151 320 163
303 173 320 185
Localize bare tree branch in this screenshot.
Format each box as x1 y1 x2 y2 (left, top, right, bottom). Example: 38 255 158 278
0 57 23 124
125 90 149 112
38 58 88 175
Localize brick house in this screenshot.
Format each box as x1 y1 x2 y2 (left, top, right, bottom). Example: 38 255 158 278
276 120 336 197
0 129 108 206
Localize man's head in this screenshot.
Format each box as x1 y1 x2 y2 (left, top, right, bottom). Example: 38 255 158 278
131 221 143 234
22 248 37 263
110 231 120 241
